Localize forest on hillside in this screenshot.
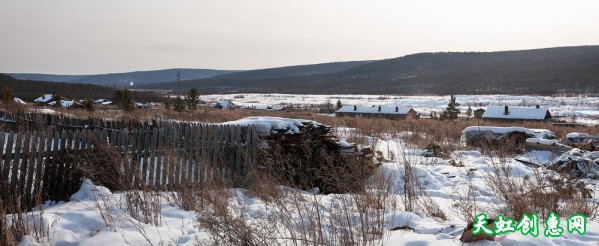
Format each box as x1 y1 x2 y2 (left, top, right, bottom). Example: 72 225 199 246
0 74 163 102
141 46 599 95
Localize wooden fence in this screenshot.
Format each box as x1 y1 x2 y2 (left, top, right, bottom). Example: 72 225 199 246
0 123 257 208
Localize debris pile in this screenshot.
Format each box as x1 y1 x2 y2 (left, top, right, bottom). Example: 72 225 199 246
565 133 599 151
462 126 562 153
223 116 376 193
548 148 599 179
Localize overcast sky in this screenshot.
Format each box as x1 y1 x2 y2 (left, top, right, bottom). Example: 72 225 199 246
1 0 598 74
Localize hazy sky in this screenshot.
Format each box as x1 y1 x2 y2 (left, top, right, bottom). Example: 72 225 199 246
1 0 598 74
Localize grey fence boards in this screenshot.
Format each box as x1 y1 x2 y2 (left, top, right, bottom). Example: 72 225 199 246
0 123 256 208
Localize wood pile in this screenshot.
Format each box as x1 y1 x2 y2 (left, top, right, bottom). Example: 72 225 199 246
257 119 376 194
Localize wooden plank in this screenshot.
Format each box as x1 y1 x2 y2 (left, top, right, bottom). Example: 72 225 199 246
19 132 33 201
66 130 82 196
110 129 117 146
200 124 207 184
235 126 242 181
154 127 164 187
10 133 24 193
101 129 109 145
190 124 199 183
118 129 129 184
46 131 60 199
173 124 182 186
0 132 6 186
182 125 191 182
34 133 48 201
147 127 158 187
131 129 140 187
54 130 68 198
139 128 148 186
2 132 14 183
161 126 171 189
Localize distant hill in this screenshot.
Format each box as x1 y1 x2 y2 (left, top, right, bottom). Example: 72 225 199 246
141 46 599 95
206 60 373 81
0 74 162 102
10 68 238 87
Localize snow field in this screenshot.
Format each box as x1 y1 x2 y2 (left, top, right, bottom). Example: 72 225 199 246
9 128 599 245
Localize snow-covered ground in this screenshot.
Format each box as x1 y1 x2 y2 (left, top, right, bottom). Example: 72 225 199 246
12 129 599 245
201 94 599 125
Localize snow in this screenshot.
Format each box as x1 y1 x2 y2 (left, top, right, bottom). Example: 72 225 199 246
336 105 413 114
14 97 26 104
10 125 599 245
463 126 537 137
482 106 550 120
33 94 54 103
222 116 315 135
567 133 589 139
199 94 599 125
48 100 75 108
525 138 559 145
31 108 57 114
244 105 286 110
15 179 204 246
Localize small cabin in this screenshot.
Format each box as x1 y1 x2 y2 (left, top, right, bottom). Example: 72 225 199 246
482 105 551 121
214 100 237 110
335 105 419 120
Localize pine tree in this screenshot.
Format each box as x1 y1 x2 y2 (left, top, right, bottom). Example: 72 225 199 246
441 95 460 120
336 100 342 110
174 96 186 112
113 90 123 106
83 97 95 113
164 99 171 110
186 88 200 110
1 85 14 104
120 89 136 112
466 105 473 117
52 91 62 107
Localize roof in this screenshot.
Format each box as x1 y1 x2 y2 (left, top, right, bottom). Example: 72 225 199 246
216 100 232 108
13 98 26 104
481 106 550 120
336 105 414 115
48 100 75 108
33 94 54 103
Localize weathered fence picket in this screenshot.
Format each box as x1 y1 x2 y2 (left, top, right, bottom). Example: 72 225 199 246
0 121 256 209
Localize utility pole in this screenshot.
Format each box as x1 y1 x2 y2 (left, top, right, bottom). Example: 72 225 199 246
177 70 181 82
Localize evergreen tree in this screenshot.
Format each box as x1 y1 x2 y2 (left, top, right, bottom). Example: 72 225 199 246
83 97 95 113
174 96 186 112
186 88 200 110
336 100 342 110
52 91 62 107
164 99 171 110
113 90 124 106
120 89 136 112
1 84 14 104
466 105 473 117
441 95 460 120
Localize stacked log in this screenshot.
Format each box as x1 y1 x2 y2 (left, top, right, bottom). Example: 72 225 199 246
254 119 376 194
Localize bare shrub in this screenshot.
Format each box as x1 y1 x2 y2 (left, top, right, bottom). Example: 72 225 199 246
484 158 598 221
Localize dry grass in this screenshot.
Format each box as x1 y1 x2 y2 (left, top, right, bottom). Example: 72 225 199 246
2 104 598 244
484 155 598 222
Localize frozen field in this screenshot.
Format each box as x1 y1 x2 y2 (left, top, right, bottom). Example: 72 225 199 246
201 94 599 125
15 132 599 245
